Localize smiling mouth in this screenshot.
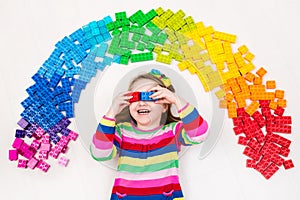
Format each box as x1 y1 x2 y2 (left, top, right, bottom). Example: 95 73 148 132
137 109 150 114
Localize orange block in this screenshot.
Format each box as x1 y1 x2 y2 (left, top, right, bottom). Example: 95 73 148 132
246 101 260 116
254 76 262 85
219 99 227 108
236 98 246 108
225 93 234 102
269 101 278 110
256 67 267 77
266 80 276 89
245 72 255 82
277 99 287 108
227 102 237 118
275 90 284 99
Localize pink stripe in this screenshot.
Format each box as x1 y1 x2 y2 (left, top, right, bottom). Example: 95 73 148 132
122 130 174 145
116 168 178 181
114 175 179 188
93 135 113 150
177 103 189 113
185 120 208 138
103 115 115 121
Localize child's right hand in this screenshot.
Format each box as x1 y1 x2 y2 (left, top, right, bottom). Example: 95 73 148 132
106 91 132 118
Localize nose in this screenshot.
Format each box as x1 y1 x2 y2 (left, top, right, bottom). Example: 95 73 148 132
137 100 147 106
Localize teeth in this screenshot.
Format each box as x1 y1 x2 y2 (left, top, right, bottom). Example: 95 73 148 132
137 109 150 114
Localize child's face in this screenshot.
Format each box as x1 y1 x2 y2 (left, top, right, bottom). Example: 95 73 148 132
129 78 167 130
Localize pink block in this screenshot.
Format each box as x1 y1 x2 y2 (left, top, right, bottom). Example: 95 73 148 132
30 140 41 150
68 131 78 141
27 157 38 169
58 156 69 167
37 160 50 172
39 151 48 160
18 159 28 168
9 149 18 161
40 143 51 151
12 138 24 149
34 127 45 138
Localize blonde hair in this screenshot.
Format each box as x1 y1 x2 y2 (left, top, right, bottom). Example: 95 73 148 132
115 72 180 125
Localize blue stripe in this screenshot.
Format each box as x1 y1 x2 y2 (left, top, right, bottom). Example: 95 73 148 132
97 123 115 134
178 132 192 146
181 108 199 124
110 190 183 200
120 144 178 159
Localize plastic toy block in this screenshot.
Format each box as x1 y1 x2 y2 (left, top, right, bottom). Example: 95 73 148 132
238 136 248 145
58 156 69 167
26 157 38 169
136 42 145 51
253 76 262 85
215 89 226 99
12 138 24 149
244 52 255 62
156 53 172 64
275 90 284 99
262 163 279 179
40 143 51 152
227 102 237 118
274 107 285 116
130 52 153 62
259 100 270 108
280 147 290 157
9 149 18 161
219 100 227 108
39 151 49 160
243 146 261 161
15 130 26 138
213 31 236 43
244 72 255 82
30 140 41 151
252 111 266 128
269 101 278 110
274 116 292 124
238 45 249 55
248 139 262 152
283 159 294 170
68 131 78 141
256 67 267 77
140 91 155 101
37 160 50 172
233 117 243 127
18 159 28 168
246 159 256 168
266 80 276 89
277 99 287 108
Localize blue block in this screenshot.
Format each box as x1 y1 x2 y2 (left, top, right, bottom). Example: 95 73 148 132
49 72 62 88
15 130 26 138
103 56 113 66
96 62 105 71
102 33 112 42
103 16 113 24
37 67 47 76
140 91 155 101
61 78 71 93
97 20 105 27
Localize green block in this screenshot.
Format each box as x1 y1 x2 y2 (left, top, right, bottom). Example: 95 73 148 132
127 41 136 50
150 34 158 43
106 22 115 31
146 42 155 51
122 26 130 31
141 35 151 43
120 55 129 65
137 43 145 51
121 18 130 27
146 21 161 35
115 12 127 21
131 52 153 62
145 9 157 20
131 33 141 42
112 29 121 36
157 32 168 45
114 21 122 29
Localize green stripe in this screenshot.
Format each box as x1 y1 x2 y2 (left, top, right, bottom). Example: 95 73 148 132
118 159 178 173
90 145 116 161
182 130 201 145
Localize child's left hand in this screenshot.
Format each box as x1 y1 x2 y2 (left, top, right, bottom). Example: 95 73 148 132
149 85 186 110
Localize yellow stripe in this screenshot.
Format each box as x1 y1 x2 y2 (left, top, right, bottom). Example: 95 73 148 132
100 118 115 127
174 198 184 200
179 104 194 118
118 152 178 167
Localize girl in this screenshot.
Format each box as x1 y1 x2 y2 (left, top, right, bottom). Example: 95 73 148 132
90 69 208 200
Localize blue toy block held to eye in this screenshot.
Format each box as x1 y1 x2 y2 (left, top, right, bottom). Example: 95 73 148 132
140 91 155 101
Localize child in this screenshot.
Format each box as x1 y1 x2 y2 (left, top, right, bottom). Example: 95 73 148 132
90 69 208 200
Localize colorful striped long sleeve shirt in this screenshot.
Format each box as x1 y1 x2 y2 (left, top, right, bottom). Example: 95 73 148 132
90 103 208 200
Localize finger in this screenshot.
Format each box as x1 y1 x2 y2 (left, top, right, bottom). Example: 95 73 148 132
154 99 170 104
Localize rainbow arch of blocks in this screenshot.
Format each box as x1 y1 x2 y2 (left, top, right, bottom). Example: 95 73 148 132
8 8 294 178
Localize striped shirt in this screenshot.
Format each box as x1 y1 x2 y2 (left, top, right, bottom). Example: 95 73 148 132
90 104 208 200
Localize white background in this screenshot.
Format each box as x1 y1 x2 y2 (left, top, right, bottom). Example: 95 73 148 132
1 0 300 199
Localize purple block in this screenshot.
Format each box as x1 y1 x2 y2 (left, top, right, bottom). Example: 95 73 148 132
61 128 70 136
15 130 26 138
9 149 18 161
17 118 29 129
12 138 24 149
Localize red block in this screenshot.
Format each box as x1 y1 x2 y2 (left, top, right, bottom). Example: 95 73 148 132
252 111 266 128
274 116 292 124
255 129 265 143
259 100 270 108
274 107 285 116
262 163 279 179
248 139 262 152
243 146 261 161
238 136 249 145
237 108 249 117
283 159 294 170
129 92 140 103
280 147 290 157
233 126 244 135
246 159 257 168
233 117 243 126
